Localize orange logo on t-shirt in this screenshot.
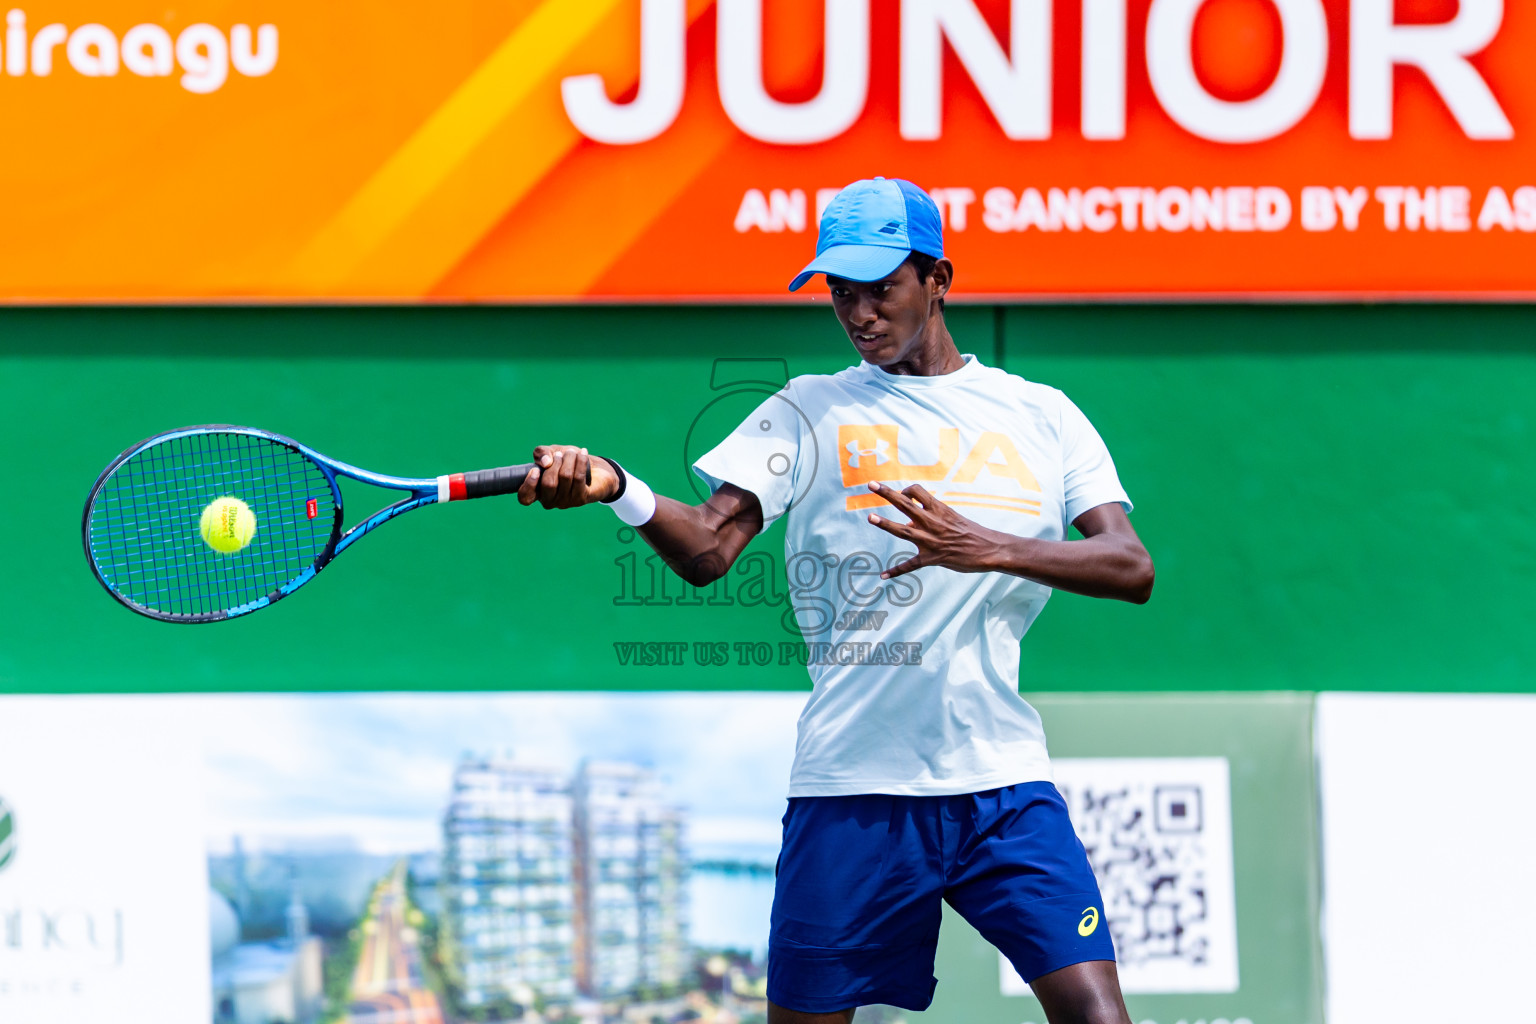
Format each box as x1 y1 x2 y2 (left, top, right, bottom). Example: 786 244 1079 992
838 425 1043 516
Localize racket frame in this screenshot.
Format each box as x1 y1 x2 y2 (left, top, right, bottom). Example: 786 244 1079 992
84 425 450 623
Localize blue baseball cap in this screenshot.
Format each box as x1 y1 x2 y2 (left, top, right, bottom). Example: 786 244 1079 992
788 177 944 292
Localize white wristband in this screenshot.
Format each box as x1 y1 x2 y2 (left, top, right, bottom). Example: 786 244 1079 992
608 473 656 526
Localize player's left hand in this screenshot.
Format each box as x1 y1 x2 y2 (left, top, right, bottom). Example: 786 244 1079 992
864 481 1002 578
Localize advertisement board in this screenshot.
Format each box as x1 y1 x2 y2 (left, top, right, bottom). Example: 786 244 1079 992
0 698 210 1024
0 692 1325 1024
1317 694 1536 1024
3 0 1535 301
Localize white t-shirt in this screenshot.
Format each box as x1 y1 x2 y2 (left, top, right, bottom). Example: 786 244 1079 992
693 354 1131 798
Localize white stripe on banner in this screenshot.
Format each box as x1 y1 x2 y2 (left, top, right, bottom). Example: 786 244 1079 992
1317 693 1536 1024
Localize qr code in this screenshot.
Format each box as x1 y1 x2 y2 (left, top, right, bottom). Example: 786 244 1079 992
1000 758 1239 995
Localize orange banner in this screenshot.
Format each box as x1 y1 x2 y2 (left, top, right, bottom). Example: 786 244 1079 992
3 0 1535 301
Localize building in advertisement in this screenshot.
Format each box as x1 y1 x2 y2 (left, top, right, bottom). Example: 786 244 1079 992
440 754 578 1009
572 760 690 1000
210 883 324 1024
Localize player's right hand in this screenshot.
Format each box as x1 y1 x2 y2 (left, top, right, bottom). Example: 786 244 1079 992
518 445 620 509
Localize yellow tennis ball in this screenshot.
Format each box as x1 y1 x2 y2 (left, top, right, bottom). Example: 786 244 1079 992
199 496 257 554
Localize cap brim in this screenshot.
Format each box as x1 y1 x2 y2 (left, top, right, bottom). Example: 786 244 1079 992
788 244 909 292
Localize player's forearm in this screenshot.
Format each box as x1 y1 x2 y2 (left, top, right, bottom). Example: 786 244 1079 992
985 531 1154 603
638 493 760 587
518 446 762 586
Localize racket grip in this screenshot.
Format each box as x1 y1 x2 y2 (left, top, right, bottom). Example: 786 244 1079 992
438 460 590 501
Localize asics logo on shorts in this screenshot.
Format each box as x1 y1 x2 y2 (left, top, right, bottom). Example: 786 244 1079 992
1078 906 1099 937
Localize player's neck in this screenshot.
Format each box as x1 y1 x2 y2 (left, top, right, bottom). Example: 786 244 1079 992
876 318 965 377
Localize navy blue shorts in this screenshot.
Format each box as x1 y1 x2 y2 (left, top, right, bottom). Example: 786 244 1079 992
767 781 1114 1014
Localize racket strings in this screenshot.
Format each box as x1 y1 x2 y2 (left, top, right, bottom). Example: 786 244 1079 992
88 431 337 619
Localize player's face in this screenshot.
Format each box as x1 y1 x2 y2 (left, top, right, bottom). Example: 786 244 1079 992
827 261 948 369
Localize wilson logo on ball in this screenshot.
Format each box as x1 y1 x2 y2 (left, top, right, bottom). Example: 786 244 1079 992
0 796 16 873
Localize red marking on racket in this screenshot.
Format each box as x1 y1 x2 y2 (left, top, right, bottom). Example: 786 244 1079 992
306 498 318 520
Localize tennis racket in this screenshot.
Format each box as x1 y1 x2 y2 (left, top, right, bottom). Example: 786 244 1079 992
82 425 565 623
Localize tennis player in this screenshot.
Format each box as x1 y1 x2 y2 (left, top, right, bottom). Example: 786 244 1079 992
519 177 1152 1024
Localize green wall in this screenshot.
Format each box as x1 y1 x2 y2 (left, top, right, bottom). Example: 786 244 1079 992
2 304 1532 693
